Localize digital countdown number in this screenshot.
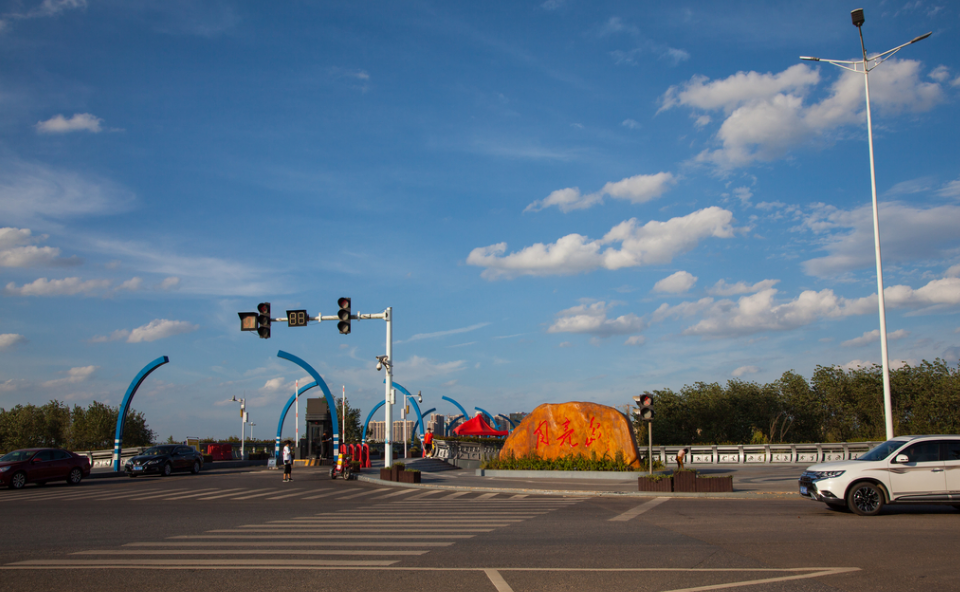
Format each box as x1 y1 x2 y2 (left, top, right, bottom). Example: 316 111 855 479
286 310 309 327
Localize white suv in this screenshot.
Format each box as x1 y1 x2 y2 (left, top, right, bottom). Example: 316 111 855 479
799 435 960 516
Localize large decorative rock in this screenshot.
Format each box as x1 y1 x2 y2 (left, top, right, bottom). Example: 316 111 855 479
500 402 640 468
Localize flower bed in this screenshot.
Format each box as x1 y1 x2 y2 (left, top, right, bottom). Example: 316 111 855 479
696 475 733 492
638 475 673 492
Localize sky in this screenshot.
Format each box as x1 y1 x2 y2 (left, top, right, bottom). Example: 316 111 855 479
1 0 958 443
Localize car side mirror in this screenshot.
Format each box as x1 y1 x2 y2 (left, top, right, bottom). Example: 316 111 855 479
895 454 909 464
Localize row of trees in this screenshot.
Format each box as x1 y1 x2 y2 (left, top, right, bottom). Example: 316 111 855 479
0 400 154 453
635 360 960 446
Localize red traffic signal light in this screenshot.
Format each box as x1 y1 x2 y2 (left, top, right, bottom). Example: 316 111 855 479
635 393 654 422
256 302 271 339
337 297 351 334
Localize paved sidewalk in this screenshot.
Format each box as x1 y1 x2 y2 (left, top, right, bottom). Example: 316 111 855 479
356 459 807 499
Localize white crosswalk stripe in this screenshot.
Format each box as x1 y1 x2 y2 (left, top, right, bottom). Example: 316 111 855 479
1 494 584 570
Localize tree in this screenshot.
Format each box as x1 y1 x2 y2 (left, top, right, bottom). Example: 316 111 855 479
334 396 363 443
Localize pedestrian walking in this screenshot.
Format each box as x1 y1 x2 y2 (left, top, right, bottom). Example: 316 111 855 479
676 447 687 471
423 429 434 458
320 431 332 461
282 440 293 482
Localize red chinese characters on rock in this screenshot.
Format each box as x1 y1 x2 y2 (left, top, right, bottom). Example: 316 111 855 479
501 402 640 467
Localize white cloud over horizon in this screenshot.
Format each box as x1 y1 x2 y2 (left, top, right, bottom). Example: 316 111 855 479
468 207 736 279
91 319 198 343
524 172 676 213
547 301 645 338
653 271 697 294
36 113 103 134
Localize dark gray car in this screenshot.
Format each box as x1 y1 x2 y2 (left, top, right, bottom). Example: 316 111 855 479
124 445 203 477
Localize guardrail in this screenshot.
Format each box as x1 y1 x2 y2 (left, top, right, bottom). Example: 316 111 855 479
432 440 882 466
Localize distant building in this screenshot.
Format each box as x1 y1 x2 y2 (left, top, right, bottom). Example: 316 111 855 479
366 420 418 443
427 413 447 436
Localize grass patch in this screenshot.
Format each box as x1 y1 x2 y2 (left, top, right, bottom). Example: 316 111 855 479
482 450 665 472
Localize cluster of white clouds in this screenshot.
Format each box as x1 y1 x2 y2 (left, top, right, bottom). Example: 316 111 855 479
524 172 676 213
89 319 198 344
660 60 947 170
42 365 97 388
0 227 81 267
4 274 180 296
547 301 645 340
35 113 103 134
468 206 736 279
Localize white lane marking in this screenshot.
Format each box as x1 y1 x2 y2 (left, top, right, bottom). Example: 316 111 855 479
6 559 398 568
73 549 426 556
336 489 382 500
403 490 444 500
120 489 194 501
371 489 419 499
154 488 230 500
227 490 282 500
301 490 342 500
175 534 476 539
485 569 515 592
263 489 305 500
609 497 671 521
509 495 528 499
126 541 454 547
220 528 494 533
440 491 470 499
658 567 862 592
195 488 273 501
474 493 498 499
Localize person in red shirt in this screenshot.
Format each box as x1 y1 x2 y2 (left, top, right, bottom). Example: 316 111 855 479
423 429 434 458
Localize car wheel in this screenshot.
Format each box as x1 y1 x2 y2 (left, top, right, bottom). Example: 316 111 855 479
847 481 884 516
190 461 201 475
9 471 27 490
161 463 173 477
67 467 83 485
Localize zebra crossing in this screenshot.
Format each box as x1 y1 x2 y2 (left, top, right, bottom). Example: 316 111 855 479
0 481 550 504
1 495 584 570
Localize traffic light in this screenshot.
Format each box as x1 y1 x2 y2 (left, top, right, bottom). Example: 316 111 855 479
636 393 654 422
337 297 351 334
257 302 271 339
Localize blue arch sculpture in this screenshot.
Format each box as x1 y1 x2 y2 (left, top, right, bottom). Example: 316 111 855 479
391 382 425 440
277 350 340 457
361 400 386 443
412 407 437 435
496 413 518 428
113 356 170 471
275 381 317 459
441 396 469 419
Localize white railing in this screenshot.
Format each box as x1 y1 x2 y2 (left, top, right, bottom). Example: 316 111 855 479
647 442 882 465
78 447 148 468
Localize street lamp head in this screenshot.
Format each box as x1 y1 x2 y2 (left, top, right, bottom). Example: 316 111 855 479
799 56 820 62
851 8 865 28
910 32 932 44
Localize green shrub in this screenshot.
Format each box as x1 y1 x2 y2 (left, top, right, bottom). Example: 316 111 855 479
482 450 664 472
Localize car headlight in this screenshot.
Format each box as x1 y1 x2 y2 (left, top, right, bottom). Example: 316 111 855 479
145 459 161 464
811 470 845 480
0 466 10 473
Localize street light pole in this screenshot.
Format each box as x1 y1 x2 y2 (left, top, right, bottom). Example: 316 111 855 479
231 395 246 459
801 9 930 441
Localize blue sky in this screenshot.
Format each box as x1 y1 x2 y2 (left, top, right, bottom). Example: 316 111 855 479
1 0 958 442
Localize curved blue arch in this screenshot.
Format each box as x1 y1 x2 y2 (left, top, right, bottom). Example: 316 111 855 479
277 350 340 456
390 382 425 439
475 406 496 425
412 407 437 436
442 396 469 419
362 400 386 443
113 356 170 471
496 413 518 428
275 381 317 458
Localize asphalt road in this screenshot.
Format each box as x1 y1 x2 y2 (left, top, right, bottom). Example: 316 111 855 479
1 467 958 591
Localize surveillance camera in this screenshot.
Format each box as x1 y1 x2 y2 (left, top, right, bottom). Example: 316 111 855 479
417 390 423 403
376 361 382 371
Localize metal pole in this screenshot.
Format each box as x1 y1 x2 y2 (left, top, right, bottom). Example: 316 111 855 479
384 307 394 468
402 406 408 459
295 380 299 460
647 424 653 476
342 385 346 446
859 27 895 441
240 399 245 460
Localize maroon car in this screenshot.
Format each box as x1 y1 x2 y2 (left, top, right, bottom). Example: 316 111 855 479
0 448 92 490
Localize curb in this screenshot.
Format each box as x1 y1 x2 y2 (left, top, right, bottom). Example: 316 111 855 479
355 474 797 500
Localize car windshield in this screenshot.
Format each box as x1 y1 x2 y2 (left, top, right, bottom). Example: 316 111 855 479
142 446 176 456
856 440 908 462
0 451 34 462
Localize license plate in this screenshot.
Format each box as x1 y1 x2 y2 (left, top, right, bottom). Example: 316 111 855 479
133 466 143 471
799 485 808 495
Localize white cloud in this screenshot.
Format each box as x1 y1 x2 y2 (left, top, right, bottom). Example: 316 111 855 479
126 319 198 343
2 0 86 22
621 119 641 130
842 329 909 348
0 159 135 225
0 227 81 267
398 355 467 382
36 113 103 134
732 365 759 377
0 333 27 351
661 61 945 170
707 279 779 296
938 178 960 198
468 206 735 279
89 329 130 343
4 277 111 296
525 172 675 213
157 277 181 291
653 271 697 294
116 277 143 291
42 365 97 388
547 301 645 338
524 187 600 213
801 202 960 277
398 322 490 344
624 335 645 346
